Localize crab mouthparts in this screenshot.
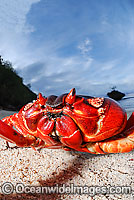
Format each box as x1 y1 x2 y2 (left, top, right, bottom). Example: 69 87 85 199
49 129 60 141
46 111 63 119
46 112 63 142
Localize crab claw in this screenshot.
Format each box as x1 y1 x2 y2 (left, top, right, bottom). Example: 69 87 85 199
37 116 62 147
56 115 82 148
65 88 76 105
0 119 41 147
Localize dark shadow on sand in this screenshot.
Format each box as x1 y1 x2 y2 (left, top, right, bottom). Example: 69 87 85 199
0 151 99 200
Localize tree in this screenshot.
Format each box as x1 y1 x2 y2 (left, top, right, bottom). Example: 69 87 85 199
27 83 31 89
0 55 3 65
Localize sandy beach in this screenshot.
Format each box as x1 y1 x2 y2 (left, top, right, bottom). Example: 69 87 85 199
0 110 134 200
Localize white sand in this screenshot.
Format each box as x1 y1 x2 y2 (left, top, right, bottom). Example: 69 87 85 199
0 110 134 200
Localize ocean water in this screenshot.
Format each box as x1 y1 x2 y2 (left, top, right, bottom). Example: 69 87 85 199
118 93 134 112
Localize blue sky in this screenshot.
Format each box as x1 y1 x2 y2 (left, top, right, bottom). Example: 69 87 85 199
0 0 134 96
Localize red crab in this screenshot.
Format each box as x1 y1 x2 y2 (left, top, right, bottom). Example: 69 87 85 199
0 88 134 154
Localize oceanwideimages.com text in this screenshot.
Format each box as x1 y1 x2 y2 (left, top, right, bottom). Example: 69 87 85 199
0 182 132 196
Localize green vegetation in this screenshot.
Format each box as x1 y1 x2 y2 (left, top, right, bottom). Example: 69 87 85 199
0 56 37 110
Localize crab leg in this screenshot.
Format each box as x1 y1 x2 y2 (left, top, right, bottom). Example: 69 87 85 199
67 112 134 154
71 126 134 154
0 119 44 147
98 128 134 154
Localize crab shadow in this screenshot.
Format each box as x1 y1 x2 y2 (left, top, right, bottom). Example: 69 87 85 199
0 150 104 200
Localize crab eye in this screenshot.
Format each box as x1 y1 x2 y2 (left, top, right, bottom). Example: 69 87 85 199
38 93 47 105
65 88 76 105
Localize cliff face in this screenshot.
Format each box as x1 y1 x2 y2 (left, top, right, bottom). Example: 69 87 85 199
0 59 37 110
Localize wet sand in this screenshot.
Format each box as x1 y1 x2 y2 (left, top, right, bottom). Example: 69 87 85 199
0 110 134 200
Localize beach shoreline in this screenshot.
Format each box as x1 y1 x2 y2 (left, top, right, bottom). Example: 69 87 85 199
0 109 16 119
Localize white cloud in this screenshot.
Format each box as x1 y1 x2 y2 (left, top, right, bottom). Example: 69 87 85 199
0 0 40 66
101 60 119 71
78 38 92 57
0 0 134 97
0 0 40 33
